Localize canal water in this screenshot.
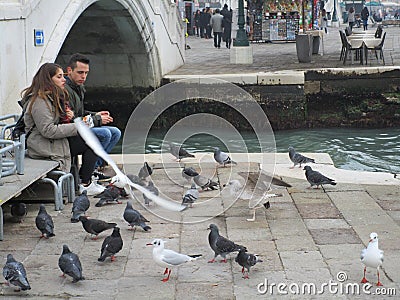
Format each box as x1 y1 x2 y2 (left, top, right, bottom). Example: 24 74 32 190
116 127 400 174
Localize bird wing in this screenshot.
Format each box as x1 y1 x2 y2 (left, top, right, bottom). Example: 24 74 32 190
161 249 190 265
74 118 186 212
360 248 367 260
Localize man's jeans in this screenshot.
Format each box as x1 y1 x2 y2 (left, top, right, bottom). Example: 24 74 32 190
91 126 121 168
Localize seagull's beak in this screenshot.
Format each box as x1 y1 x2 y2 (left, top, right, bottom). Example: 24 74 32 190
146 243 153 246
369 239 373 243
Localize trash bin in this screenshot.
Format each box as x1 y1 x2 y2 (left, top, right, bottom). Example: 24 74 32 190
312 36 320 54
296 34 312 63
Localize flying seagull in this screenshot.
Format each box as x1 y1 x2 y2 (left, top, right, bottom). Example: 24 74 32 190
288 146 315 168
361 232 384 286
303 166 336 188
74 118 185 212
147 238 201 282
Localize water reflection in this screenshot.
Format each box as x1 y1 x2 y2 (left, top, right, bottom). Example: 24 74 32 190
117 128 400 173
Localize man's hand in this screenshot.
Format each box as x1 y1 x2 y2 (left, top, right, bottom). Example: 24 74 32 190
96 111 113 125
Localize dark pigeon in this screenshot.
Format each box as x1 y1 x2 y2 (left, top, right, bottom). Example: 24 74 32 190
182 184 199 208
304 166 337 188
138 162 153 180
79 216 117 240
98 227 123 262
208 224 244 263
214 147 237 167
126 174 146 190
2 254 31 291
235 247 263 279
123 201 151 231
95 186 122 207
10 202 27 223
35 204 55 238
142 181 159 206
94 184 126 199
71 190 90 223
169 142 195 161
194 174 219 191
182 167 199 182
288 146 315 168
58 245 84 283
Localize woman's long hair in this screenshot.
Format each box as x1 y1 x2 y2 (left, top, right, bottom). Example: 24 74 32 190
21 62 65 118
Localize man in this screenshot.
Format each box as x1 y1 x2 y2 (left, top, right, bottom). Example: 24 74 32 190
210 8 223 48
65 53 121 180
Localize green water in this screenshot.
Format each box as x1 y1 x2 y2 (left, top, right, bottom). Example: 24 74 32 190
114 128 400 174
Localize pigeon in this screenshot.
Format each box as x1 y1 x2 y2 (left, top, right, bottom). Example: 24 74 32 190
169 142 195 161
288 146 315 168
94 184 126 199
95 186 122 207
123 201 151 231
182 184 199 208
182 167 199 182
208 224 244 263
35 204 55 238
74 118 185 212
58 245 85 283
303 166 336 188
79 216 117 240
142 181 159 206
146 238 202 282
194 174 219 191
361 232 384 286
235 247 263 279
126 174 146 188
213 147 237 167
10 202 27 223
2 254 31 291
138 162 153 180
71 190 90 223
98 227 123 262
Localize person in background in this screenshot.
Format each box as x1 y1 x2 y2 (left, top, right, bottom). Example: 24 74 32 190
319 9 328 33
65 53 121 180
22 63 97 186
205 7 212 39
361 6 369 30
348 6 355 30
194 10 201 37
221 5 233 49
210 8 224 48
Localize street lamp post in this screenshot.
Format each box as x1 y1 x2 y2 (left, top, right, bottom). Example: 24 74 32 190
332 0 338 22
233 0 249 46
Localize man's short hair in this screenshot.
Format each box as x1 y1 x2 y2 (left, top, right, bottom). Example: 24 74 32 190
215 8 220 13
68 53 90 70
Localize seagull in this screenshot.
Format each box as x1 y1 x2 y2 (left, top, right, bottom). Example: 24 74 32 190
2 254 31 291
303 166 336 189
208 224 244 263
182 183 199 208
213 147 237 167
10 202 27 223
194 174 219 191
58 245 85 283
361 232 384 286
35 204 55 238
169 142 195 161
235 247 263 279
146 238 202 282
74 118 186 212
288 146 315 168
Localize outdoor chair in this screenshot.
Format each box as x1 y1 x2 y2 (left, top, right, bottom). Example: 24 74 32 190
343 34 364 65
374 25 383 38
339 30 347 61
366 32 386 65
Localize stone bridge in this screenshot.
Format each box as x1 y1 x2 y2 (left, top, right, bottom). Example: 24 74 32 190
0 0 185 115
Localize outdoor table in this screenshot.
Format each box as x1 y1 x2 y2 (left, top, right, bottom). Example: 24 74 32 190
348 36 382 64
363 38 383 64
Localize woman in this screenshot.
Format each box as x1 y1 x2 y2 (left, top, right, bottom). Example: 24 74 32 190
361 6 369 31
348 7 355 30
319 9 328 34
22 63 97 185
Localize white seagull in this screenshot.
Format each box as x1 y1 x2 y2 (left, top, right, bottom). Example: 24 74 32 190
146 238 201 282
74 118 185 212
360 232 384 286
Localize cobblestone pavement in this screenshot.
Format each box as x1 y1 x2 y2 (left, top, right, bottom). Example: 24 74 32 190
1 154 399 299
168 25 400 76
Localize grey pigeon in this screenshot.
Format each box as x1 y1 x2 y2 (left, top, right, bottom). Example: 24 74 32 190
79 216 117 240
303 166 337 188
71 190 90 223
182 167 199 182
208 224 244 263
123 201 151 231
98 227 123 262
169 142 195 161
182 184 199 208
95 186 122 207
95 184 127 199
58 245 84 283
10 202 27 223
127 174 146 188
235 247 263 279
194 174 219 191
288 146 315 168
2 254 31 291
35 204 55 238
214 147 237 167
142 181 159 206
138 162 153 180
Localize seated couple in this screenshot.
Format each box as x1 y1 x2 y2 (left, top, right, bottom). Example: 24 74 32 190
22 55 120 187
